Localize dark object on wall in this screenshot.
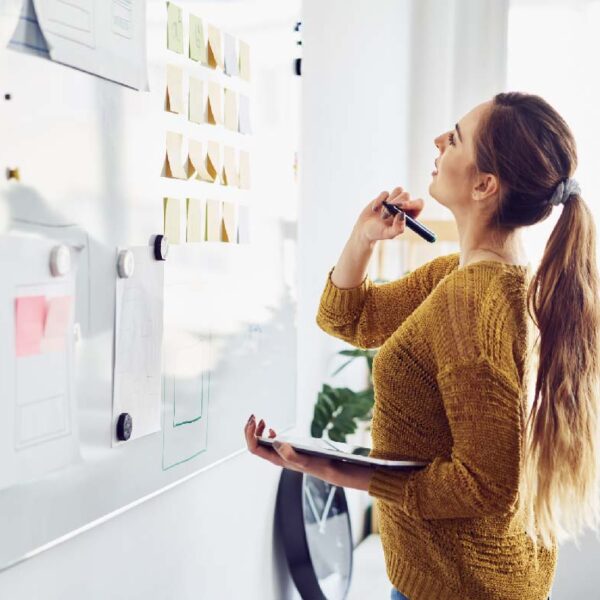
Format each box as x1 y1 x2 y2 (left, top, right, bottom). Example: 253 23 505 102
152 234 169 261
116 412 133 441
276 469 353 600
294 21 302 76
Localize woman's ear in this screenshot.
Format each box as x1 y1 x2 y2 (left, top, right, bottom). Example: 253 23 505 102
472 172 499 204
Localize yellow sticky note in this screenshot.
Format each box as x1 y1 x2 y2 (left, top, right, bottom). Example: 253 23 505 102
223 88 238 131
189 14 207 64
165 64 183 114
188 77 204 124
237 205 250 243
167 2 183 54
207 25 223 70
163 132 188 179
239 40 250 81
206 141 221 183
221 202 238 243
186 198 206 242
206 199 222 242
222 146 238 187
207 81 222 125
187 139 213 181
163 197 181 244
239 150 250 190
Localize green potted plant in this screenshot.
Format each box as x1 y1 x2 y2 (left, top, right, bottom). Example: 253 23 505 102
310 348 378 442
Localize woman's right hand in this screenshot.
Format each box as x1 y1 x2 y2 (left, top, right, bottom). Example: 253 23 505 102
353 187 425 247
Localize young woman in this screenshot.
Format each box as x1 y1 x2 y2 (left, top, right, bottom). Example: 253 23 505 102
244 92 600 600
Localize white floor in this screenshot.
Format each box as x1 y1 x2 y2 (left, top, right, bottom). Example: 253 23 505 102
347 534 392 600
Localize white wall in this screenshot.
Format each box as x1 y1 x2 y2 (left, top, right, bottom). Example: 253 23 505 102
0 2 412 599
0 0 409 598
0 454 295 599
0 1 301 599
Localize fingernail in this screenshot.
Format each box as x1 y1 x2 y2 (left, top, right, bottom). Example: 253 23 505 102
247 414 255 423
258 419 265 428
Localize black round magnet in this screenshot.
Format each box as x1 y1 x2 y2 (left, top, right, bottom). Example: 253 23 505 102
153 234 168 261
116 412 133 441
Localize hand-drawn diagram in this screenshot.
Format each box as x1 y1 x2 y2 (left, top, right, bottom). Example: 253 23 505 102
112 246 164 444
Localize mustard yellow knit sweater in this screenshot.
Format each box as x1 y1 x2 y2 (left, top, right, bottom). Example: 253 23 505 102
316 252 558 600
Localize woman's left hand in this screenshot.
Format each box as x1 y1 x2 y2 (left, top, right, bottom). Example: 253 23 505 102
243 414 374 491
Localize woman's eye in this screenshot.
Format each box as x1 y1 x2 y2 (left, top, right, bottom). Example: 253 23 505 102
448 132 455 146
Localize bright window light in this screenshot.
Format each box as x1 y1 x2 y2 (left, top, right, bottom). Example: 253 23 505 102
507 0 600 268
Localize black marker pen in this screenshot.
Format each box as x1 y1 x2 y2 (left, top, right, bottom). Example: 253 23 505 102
381 199 437 243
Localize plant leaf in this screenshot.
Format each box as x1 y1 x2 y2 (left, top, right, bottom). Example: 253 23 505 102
331 358 354 377
327 427 346 442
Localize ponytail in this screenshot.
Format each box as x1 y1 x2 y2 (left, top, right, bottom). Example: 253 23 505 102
520 193 600 550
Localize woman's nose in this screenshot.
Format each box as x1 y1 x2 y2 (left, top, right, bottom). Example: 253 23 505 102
434 132 447 150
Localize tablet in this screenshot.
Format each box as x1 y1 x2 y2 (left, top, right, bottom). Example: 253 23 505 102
257 434 428 470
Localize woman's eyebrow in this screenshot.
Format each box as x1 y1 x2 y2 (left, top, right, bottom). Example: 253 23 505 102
455 123 463 143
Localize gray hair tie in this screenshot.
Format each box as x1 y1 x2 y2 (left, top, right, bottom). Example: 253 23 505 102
549 177 581 206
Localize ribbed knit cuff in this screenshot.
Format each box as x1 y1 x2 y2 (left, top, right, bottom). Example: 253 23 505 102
317 266 372 326
367 466 414 513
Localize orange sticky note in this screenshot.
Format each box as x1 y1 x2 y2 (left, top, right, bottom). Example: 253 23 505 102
15 296 46 357
207 25 223 69
165 64 184 114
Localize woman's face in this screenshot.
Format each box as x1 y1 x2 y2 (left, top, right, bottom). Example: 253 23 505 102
429 100 494 212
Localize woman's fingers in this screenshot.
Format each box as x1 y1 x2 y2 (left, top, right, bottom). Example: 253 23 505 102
272 442 308 469
244 415 263 454
244 416 286 466
403 196 424 216
369 187 423 217
244 415 334 478
370 190 390 213
386 212 405 237
271 441 333 478
388 187 407 204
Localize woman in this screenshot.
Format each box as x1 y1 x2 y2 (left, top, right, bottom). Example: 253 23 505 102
244 92 600 600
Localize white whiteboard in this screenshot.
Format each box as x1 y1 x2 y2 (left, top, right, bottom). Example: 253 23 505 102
0 0 298 571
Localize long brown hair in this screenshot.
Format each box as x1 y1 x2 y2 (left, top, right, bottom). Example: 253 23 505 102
474 92 600 551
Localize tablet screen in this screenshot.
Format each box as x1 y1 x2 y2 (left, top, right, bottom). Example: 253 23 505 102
257 434 428 469
310 437 371 456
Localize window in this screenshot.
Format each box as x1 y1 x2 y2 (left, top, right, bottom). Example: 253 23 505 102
507 0 600 267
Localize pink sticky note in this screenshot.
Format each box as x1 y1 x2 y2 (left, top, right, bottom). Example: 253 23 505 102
41 296 73 353
15 296 46 357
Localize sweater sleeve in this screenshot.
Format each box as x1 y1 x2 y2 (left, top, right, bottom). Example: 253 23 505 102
315 252 459 349
367 354 523 519
367 270 525 519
